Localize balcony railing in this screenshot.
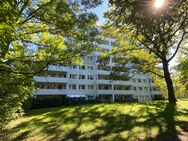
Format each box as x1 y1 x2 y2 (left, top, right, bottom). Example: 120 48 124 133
97 90 134 95
34 76 68 83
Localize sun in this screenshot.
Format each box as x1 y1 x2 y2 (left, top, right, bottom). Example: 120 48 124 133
154 0 165 8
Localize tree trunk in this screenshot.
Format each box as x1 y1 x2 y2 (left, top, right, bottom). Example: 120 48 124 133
162 60 176 103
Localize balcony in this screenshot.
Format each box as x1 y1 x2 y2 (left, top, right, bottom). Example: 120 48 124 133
34 76 68 83
68 90 95 95
97 79 132 85
97 90 134 95
35 89 95 96
97 70 110 75
68 79 95 84
151 91 162 95
35 89 67 95
47 65 67 72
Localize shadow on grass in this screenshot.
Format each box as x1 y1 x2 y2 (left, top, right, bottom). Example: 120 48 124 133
145 103 180 141
1 101 188 141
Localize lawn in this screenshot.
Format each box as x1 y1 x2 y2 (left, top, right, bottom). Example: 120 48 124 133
1 100 188 141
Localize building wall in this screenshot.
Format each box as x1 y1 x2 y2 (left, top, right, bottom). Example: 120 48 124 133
34 37 162 102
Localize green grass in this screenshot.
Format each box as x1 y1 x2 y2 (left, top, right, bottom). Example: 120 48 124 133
1 100 188 141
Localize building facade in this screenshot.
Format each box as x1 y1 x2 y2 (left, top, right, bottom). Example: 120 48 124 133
34 37 162 102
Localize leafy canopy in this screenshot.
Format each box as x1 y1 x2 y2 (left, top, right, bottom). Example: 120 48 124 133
104 0 187 70
0 0 102 128
104 0 187 103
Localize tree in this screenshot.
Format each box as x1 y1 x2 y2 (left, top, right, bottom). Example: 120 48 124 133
0 0 101 128
176 46 188 97
104 0 188 103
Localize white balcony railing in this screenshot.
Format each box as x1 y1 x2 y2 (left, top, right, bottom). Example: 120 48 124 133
47 65 67 72
97 90 134 95
35 89 67 95
34 76 68 83
35 89 95 95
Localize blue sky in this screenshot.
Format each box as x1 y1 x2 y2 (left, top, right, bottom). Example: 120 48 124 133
90 0 108 23
90 0 178 68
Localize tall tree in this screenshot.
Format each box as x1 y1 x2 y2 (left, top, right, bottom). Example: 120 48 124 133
104 0 188 103
0 0 101 128
176 46 188 97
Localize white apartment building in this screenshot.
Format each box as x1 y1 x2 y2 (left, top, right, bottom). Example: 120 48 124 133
34 37 162 102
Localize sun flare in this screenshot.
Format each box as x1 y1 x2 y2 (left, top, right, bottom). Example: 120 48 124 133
154 0 165 8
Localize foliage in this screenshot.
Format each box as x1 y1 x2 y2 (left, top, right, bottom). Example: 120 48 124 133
1 100 188 140
104 0 188 103
0 0 101 129
0 72 33 129
173 77 187 98
178 50 188 87
66 98 102 106
29 96 102 109
175 47 188 97
29 96 66 109
153 95 165 100
178 59 188 88
153 76 168 98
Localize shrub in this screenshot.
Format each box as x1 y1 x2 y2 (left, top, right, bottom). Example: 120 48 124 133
29 96 103 109
153 95 165 100
30 95 66 109
66 98 102 105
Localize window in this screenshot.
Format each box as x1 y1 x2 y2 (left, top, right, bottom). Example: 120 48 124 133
87 66 94 70
98 84 112 90
150 87 153 91
69 85 76 90
79 65 85 70
87 56 94 62
137 79 142 83
87 75 94 80
88 85 94 90
143 79 147 83
138 87 143 91
38 83 67 89
79 85 85 90
98 74 109 80
133 87 137 91
57 84 66 89
70 65 77 69
58 84 62 89
46 72 57 77
37 83 45 89
97 65 111 71
114 85 131 90
79 75 85 79
132 78 136 82
46 84 54 89
58 73 67 78
144 87 148 91
70 74 77 79
153 87 158 91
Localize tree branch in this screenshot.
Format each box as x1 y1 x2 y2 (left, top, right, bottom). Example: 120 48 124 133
136 37 163 59
19 0 53 25
168 31 187 62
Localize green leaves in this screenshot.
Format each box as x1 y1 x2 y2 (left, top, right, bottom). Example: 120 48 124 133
105 0 187 103
0 0 101 128
106 0 188 61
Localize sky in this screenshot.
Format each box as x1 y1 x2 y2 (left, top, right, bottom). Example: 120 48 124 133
91 0 177 69
90 0 108 24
